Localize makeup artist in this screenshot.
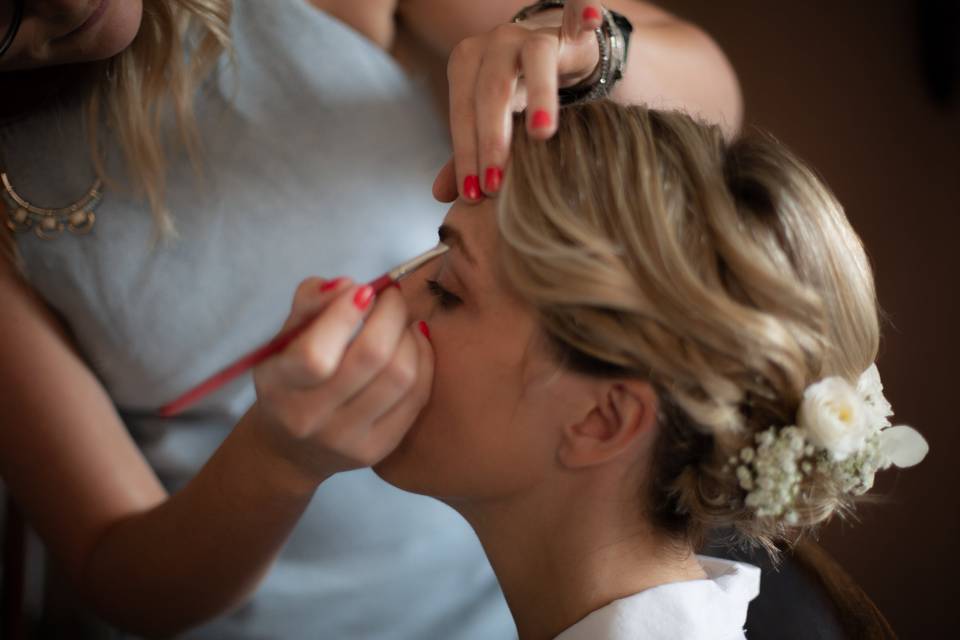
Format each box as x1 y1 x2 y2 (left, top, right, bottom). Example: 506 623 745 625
0 1 740 637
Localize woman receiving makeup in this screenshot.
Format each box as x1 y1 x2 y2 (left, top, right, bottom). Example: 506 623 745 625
0 0 740 637
378 101 928 639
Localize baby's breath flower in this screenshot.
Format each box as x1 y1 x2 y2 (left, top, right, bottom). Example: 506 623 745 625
738 425 807 520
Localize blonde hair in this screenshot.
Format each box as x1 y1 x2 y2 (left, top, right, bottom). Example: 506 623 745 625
88 0 232 235
498 101 879 553
0 2 230 265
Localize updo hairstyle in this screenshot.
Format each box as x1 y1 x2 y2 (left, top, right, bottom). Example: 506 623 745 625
498 101 879 553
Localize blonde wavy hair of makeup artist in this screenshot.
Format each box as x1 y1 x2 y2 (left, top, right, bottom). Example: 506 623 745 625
88 0 231 234
496 100 880 555
0 0 231 252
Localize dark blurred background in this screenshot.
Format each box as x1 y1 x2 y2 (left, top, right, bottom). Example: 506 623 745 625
667 1 959 637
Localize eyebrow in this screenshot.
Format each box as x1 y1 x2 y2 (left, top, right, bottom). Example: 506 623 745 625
438 223 477 266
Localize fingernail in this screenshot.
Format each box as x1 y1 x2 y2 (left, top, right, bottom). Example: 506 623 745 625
484 166 503 192
391 281 402 291
531 109 551 129
320 277 343 292
582 6 601 22
463 175 481 201
418 320 431 342
353 285 375 311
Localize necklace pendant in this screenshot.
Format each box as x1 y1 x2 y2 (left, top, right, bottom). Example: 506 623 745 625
2 172 102 240
7 206 30 232
67 209 96 234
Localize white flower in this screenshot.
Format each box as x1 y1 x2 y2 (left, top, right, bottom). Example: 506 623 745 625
857 364 894 429
879 425 929 469
797 377 871 461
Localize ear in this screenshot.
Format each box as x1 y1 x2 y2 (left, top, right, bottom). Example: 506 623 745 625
557 381 659 469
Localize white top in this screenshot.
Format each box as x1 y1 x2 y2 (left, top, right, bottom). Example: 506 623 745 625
554 556 761 640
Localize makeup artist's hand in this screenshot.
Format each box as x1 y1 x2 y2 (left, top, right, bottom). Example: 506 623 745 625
249 277 433 485
437 0 603 203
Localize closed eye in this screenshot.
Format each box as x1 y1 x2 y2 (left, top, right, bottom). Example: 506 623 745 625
426 279 463 309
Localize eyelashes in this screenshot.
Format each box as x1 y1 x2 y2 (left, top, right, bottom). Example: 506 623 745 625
426 279 463 309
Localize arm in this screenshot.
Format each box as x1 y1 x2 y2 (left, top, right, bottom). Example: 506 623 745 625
0 249 431 635
398 0 742 134
0 254 314 635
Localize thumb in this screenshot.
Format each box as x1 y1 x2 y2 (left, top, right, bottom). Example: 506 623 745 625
562 0 603 42
432 157 459 203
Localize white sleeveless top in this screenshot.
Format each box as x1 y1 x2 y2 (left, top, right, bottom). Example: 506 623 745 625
1 1 514 638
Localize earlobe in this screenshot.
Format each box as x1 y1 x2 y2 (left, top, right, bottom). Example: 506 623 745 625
557 382 659 469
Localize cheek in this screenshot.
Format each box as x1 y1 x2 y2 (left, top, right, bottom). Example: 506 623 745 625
377 316 549 499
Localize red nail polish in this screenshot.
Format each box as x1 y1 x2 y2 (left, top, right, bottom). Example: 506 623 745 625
484 166 503 192
582 6 601 22
531 109 551 129
354 285 375 311
463 175 481 200
418 320 431 342
320 277 343 292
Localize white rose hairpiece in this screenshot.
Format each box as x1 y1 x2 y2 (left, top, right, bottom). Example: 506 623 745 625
727 364 929 525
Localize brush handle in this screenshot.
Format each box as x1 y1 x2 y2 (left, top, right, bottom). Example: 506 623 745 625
158 273 398 418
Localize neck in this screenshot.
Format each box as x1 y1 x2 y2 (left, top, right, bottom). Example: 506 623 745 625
0 64 94 126
455 481 708 640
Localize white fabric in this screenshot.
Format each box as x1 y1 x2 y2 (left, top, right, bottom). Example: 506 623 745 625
554 556 760 640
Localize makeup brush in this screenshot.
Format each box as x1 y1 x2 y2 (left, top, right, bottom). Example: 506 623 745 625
158 242 449 418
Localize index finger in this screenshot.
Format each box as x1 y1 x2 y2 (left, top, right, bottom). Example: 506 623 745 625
265 284 377 388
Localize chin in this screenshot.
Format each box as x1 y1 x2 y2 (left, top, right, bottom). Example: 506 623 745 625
70 0 144 63
373 425 436 497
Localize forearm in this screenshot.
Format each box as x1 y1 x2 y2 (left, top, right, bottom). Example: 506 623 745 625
78 408 319 637
604 0 743 137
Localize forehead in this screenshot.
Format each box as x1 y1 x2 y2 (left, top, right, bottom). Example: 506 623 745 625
442 199 498 255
